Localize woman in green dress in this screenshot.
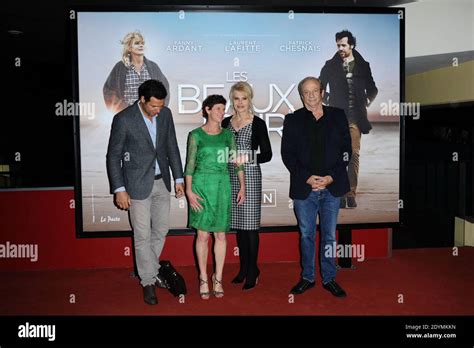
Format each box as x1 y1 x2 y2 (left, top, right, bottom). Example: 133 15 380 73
184 94 245 299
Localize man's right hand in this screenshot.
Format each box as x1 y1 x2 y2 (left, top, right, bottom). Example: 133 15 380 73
114 191 131 210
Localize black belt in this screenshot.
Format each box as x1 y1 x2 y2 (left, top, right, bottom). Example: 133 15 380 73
154 174 162 180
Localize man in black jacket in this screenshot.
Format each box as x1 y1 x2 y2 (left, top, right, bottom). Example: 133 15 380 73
281 77 351 298
320 30 378 208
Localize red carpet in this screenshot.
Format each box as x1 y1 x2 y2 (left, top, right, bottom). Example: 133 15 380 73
1 247 473 316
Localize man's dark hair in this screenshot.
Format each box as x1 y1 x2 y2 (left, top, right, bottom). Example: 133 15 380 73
335 30 356 48
202 95 227 119
138 79 168 102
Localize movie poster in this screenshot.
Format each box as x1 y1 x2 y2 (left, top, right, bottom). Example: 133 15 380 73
76 11 400 233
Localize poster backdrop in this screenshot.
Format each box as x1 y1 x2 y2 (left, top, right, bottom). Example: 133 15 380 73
76 10 401 233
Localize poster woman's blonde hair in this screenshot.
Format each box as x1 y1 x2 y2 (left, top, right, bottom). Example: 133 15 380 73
120 31 145 67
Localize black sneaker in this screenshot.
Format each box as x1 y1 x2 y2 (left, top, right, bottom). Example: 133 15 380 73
290 278 315 295
347 197 357 208
322 280 347 298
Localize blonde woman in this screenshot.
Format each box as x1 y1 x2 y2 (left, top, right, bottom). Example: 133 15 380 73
222 82 272 290
103 31 169 113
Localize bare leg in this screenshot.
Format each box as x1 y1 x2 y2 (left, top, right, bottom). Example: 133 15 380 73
196 230 210 297
213 232 227 296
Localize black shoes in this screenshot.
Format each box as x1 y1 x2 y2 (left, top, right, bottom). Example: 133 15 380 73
347 197 357 208
143 284 158 305
322 280 347 298
231 273 246 284
290 279 346 297
242 269 260 291
290 278 315 295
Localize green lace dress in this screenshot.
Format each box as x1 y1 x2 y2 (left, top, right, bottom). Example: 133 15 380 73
184 127 244 232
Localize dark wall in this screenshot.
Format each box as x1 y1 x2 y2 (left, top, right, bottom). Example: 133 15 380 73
394 103 474 248
2 2 74 187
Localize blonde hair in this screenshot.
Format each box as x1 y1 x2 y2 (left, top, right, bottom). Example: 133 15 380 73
229 81 254 113
120 31 145 67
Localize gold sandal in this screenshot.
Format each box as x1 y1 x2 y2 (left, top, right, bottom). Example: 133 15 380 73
212 274 224 298
199 278 210 300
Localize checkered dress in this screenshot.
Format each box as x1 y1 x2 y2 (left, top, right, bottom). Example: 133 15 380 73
227 122 262 230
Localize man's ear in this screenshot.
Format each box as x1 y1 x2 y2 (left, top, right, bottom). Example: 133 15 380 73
350 45 354 50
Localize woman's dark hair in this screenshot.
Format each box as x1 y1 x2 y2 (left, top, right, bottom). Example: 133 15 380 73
202 94 227 119
138 79 168 102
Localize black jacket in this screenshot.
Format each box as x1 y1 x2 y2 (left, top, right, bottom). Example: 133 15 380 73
222 115 272 164
319 49 378 134
281 106 351 199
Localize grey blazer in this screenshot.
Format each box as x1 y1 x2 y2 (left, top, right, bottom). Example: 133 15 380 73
106 101 184 200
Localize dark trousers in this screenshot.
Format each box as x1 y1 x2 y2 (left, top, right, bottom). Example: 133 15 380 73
235 229 260 281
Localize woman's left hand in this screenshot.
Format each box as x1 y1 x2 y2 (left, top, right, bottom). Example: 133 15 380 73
235 153 248 166
236 187 246 205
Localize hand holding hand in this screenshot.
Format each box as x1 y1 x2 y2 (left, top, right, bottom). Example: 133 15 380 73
306 175 333 191
175 183 185 198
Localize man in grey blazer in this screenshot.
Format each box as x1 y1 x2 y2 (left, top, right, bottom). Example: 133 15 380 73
106 79 184 305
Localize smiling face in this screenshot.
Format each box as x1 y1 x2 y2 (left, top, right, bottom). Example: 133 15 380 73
129 37 145 56
205 103 226 123
301 79 324 110
232 90 251 114
336 37 354 60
